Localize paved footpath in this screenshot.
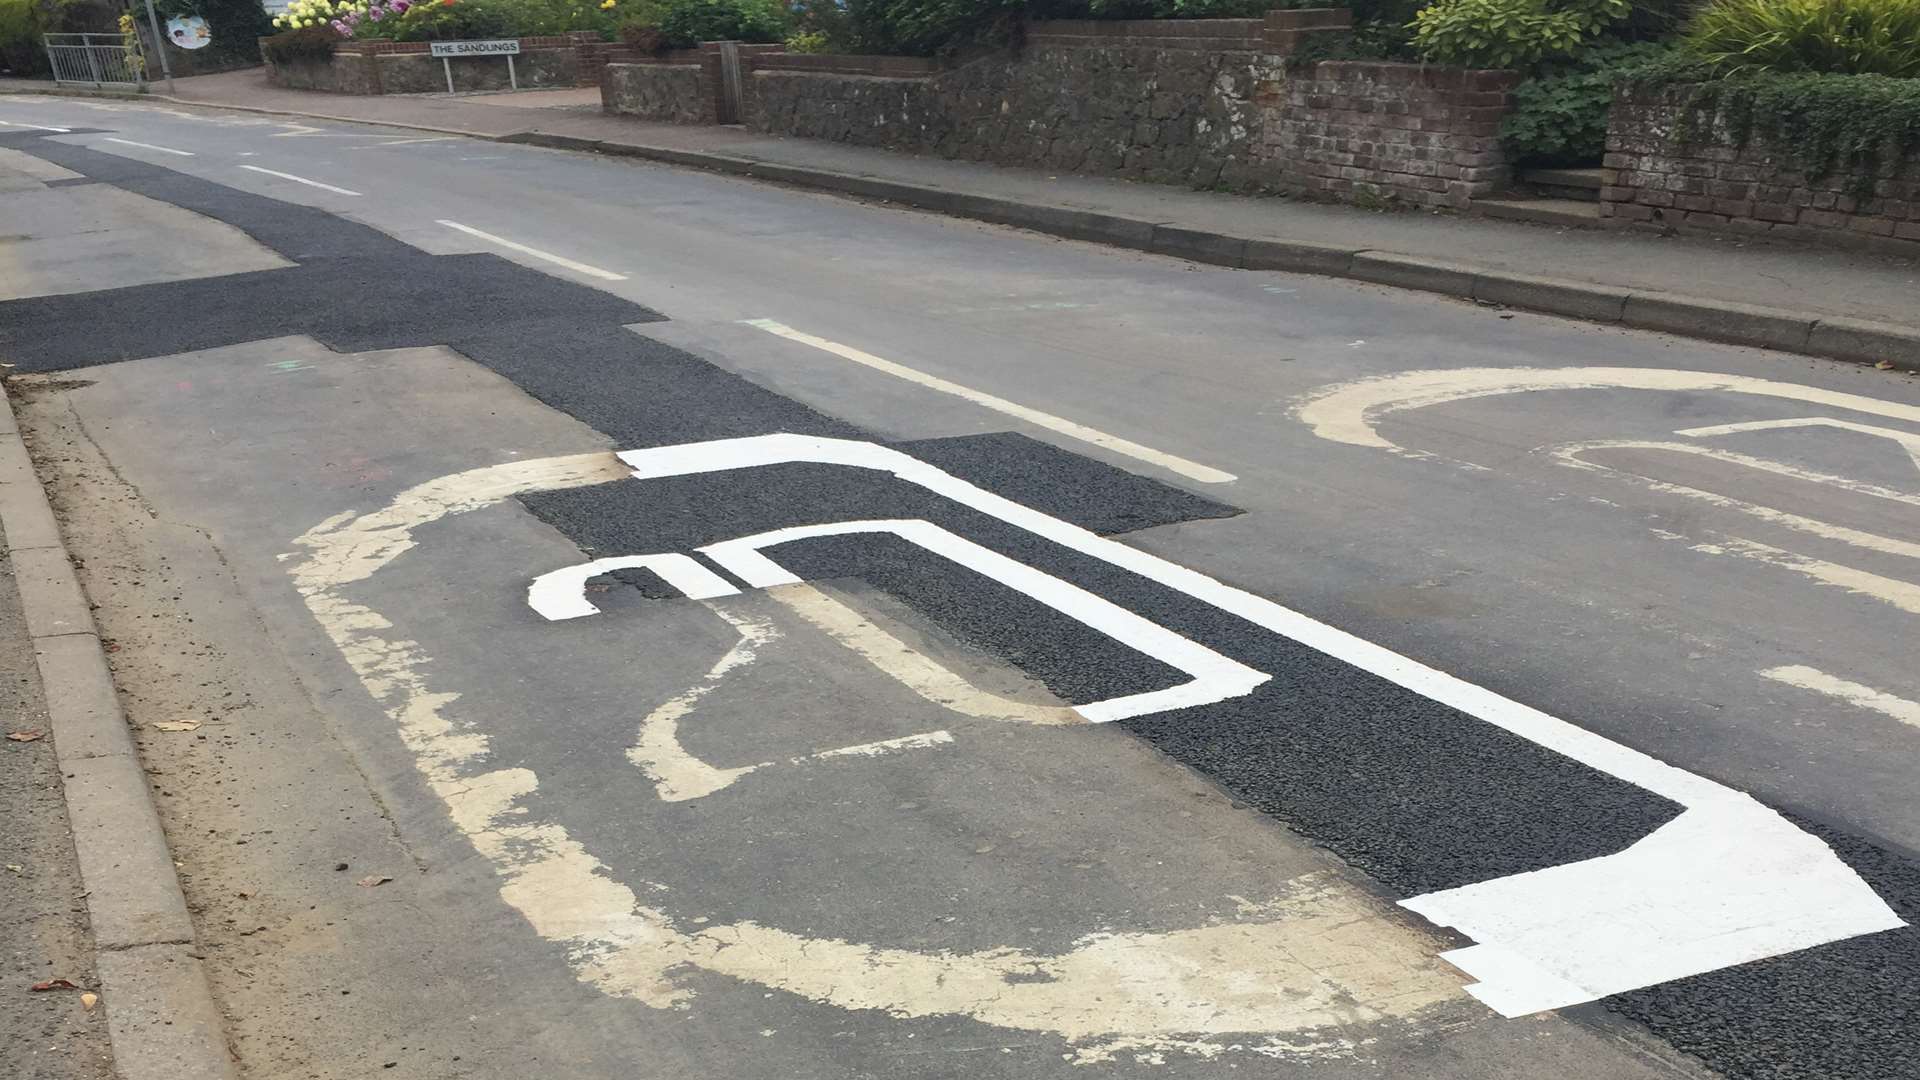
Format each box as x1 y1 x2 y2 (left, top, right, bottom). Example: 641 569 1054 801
4 69 1919 359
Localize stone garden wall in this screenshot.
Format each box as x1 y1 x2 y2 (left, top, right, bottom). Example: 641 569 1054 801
605 11 1517 201
263 32 613 94
1601 85 1920 252
603 56 719 125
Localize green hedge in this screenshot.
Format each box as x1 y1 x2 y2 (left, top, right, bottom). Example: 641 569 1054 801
1634 60 1920 181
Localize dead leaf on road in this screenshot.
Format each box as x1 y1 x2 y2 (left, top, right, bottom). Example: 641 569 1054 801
80 992 98 1011
356 875 393 888
30 979 80 992
1876 360 1896 370
6 729 44 742
151 720 202 732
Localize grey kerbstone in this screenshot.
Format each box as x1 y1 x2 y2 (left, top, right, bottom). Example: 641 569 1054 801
1472 272 1630 324
1348 252 1478 299
12 544 95 639
1244 238 1354 275
36 632 132 766
1622 294 1815 354
0 434 64 552
95 944 239 1080
1806 317 1920 371
1148 225 1247 267
61 754 195 950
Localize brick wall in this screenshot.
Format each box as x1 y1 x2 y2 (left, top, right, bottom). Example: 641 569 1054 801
1602 85 1920 252
1266 62 1517 208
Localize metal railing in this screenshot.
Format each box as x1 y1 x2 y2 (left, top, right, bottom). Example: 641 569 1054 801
44 33 144 89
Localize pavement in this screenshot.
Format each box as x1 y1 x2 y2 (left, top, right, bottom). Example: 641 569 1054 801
0 92 1918 1080
2 70 1918 368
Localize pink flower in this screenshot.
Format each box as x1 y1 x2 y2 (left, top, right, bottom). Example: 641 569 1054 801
367 6 381 18
330 17 348 31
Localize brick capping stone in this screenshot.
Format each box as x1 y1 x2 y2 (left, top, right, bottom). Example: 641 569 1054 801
1600 83 1920 253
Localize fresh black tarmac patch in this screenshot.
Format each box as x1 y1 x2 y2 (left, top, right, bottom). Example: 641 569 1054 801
3 125 1917 1080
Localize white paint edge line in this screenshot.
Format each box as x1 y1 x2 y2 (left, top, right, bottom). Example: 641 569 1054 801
437 220 627 282
102 137 194 157
0 119 71 133
741 319 1238 485
351 136 460 149
1761 665 1920 730
236 164 362 196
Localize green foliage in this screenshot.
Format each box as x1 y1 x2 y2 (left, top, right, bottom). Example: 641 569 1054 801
1501 40 1669 162
656 0 788 46
838 0 1025 57
1639 65 1920 182
1683 0 1920 78
1411 0 1631 68
784 27 829 50
260 23 340 60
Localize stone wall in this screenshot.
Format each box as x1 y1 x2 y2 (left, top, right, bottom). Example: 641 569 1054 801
603 59 718 125
736 17 1297 189
1269 61 1518 208
263 33 612 94
607 11 1517 203
1602 85 1920 252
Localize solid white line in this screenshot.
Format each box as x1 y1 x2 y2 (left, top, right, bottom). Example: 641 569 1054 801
437 220 627 281
0 119 70 133
1761 665 1920 730
741 319 1238 485
237 164 362 196
351 136 460 149
102 136 194 157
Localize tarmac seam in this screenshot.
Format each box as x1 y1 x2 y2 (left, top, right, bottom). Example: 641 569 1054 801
0 383 240 1080
7 86 1914 371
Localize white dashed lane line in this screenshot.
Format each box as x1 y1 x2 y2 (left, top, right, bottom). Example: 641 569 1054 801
741 319 1239 485
237 164 363 196
101 137 195 157
436 220 628 281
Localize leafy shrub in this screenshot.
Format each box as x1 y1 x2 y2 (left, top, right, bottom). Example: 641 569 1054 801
657 0 787 46
1501 41 1669 163
1683 0 1920 78
784 27 829 50
1642 65 1920 181
260 23 340 60
620 19 669 49
1412 0 1631 68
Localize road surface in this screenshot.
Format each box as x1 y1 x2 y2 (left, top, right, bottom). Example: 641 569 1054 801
2 94 1917 1080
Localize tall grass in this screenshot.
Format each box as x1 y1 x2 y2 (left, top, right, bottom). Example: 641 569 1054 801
1686 0 1920 77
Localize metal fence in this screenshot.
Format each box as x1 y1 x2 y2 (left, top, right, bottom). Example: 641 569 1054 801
44 33 144 89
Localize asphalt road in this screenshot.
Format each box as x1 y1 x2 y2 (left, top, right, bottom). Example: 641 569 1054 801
2 94 1918 1080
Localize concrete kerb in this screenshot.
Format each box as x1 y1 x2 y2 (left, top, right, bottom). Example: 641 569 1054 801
11 85 1920 371
0 384 240 1080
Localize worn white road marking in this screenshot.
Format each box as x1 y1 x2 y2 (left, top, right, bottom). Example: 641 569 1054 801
1556 439 1920 508
1688 535 1920 615
808 730 954 758
742 319 1237 485
0 119 71 133
771 584 1080 726
1761 665 1920 730
629 603 776 801
620 434 1906 1016
101 136 194 157
1552 441 1920 561
1678 416 1920 475
702 519 1268 724
290 452 1462 1061
237 164 362 196
436 220 626 281
1298 367 1920 454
